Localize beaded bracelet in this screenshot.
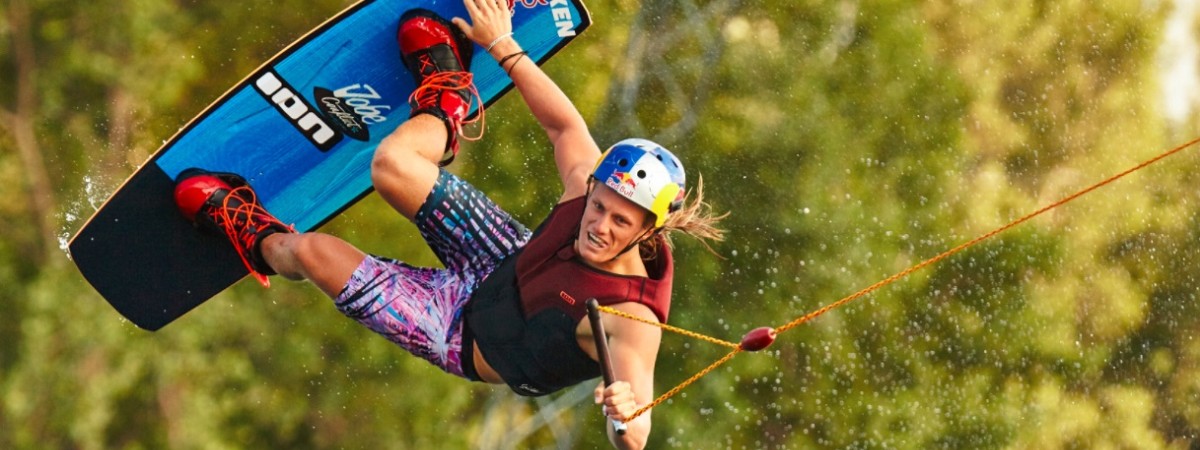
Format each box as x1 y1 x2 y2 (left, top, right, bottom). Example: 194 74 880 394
485 32 513 53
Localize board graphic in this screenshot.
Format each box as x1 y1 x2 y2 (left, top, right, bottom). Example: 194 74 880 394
68 0 592 331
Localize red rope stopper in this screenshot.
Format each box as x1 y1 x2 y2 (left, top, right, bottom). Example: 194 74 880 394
739 327 777 352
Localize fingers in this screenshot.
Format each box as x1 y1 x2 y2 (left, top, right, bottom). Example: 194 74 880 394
462 0 481 19
600 381 637 421
594 380 605 404
467 0 509 13
459 0 513 46
463 0 510 20
451 17 471 35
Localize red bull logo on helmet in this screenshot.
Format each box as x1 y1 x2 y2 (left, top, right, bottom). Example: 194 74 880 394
605 170 638 198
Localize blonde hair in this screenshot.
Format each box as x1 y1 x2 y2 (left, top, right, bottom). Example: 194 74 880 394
640 175 728 258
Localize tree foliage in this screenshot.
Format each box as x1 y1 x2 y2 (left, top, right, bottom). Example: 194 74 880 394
4 0 1200 448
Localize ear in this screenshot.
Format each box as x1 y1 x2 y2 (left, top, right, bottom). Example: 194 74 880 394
641 208 660 230
637 226 661 244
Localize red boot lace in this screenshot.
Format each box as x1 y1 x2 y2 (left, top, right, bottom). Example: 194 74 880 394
206 185 291 287
408 70 484 143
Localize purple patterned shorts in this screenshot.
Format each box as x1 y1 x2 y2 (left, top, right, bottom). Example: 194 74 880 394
334 170 530 378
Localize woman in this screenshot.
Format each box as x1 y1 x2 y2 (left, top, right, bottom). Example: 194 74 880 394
173 0 723 448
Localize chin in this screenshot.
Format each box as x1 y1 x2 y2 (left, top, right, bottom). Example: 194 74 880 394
578 247 608 265
575 241 612 266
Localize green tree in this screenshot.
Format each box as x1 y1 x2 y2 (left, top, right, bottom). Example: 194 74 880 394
5 0 1200 448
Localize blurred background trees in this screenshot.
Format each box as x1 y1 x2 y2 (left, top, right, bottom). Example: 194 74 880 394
4 0 1200 448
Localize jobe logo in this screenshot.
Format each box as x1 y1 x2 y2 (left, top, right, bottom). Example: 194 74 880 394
314 84 392 142
254 70 341 152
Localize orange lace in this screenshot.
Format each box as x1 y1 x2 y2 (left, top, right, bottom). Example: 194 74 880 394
207 185 290 288
407 70 485 143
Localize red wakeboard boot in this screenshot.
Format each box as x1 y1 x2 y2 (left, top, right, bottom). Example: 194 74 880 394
398 8 480 166
174 169 293 287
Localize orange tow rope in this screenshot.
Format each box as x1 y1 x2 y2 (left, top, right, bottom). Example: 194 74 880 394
600 136 1200 424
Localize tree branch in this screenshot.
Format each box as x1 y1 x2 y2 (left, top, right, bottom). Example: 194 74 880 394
7 0 59 265
0 108 13 131
596 0 741 146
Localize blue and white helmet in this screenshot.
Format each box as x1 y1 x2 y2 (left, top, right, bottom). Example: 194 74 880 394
591 138 686 228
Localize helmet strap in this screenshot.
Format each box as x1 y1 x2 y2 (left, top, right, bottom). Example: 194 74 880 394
612 227 656 261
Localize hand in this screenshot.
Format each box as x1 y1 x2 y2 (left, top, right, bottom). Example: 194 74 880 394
594 380 638 422
453 0 514 50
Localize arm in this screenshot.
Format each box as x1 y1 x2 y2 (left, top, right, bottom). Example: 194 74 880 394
592 303 662 450
453 0 600 201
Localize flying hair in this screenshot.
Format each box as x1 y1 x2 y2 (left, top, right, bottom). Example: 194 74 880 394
640 175 728 259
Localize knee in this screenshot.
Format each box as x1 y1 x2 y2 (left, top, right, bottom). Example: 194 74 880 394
371 137 422 187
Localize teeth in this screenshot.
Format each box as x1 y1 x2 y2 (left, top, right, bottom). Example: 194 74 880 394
588 232 603 247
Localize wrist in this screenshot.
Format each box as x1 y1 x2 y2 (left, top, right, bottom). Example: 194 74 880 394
484 32 513 53
488 38 522 59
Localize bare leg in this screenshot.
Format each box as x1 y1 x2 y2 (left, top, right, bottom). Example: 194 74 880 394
250 114 449 297
371 114 449 220
259 232 366 298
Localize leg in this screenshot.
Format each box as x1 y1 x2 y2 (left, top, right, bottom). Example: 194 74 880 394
173 170 363 296
373 10 479 220
173 170 293 287
330 169 528 379
334 255 475 378
370 114 446 220
259 232 366 298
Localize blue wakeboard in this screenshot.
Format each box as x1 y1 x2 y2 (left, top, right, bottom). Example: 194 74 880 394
68 0 591 330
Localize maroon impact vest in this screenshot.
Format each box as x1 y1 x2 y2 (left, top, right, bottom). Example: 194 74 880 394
463 196 673 396
516 196 672 323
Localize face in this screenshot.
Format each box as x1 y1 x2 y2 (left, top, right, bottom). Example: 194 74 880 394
576 184 654 268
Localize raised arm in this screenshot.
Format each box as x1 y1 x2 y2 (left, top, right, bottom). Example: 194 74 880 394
453 0 600 201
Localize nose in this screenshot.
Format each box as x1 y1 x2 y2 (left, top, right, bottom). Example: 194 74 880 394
590 213 615 236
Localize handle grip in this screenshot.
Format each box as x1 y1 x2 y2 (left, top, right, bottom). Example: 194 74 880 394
587 298 628 436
